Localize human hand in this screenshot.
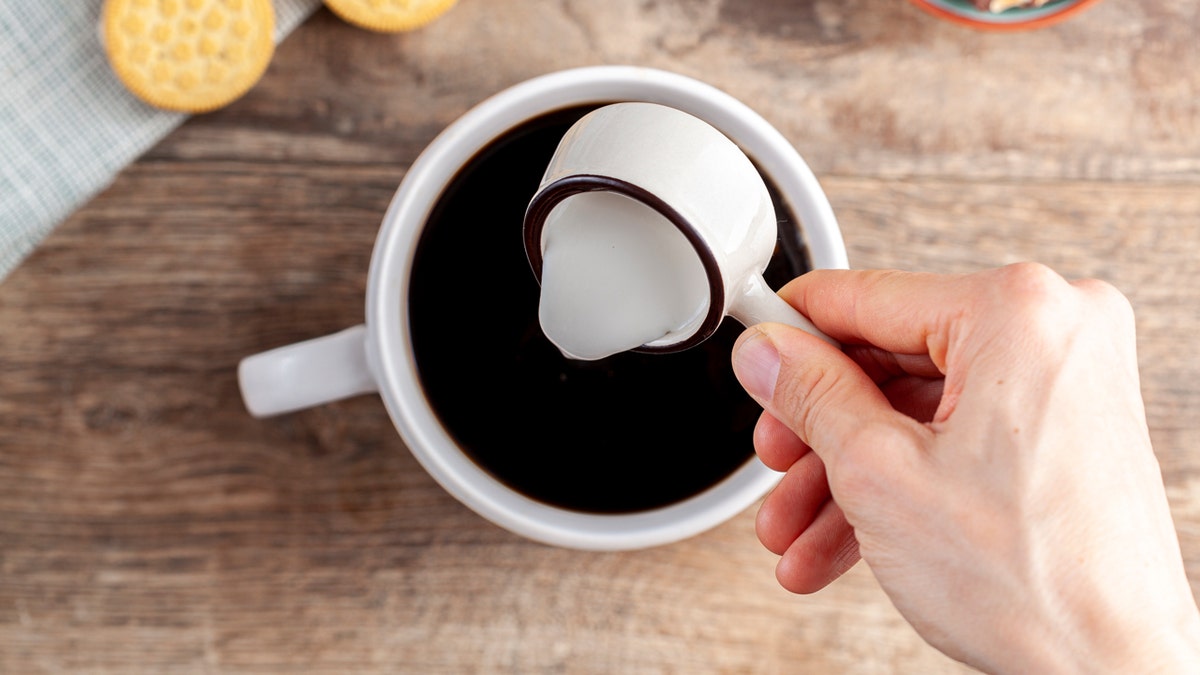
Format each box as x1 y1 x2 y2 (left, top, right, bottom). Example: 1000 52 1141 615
730 264 1200 673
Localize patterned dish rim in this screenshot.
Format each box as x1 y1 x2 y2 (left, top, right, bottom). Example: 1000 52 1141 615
907 0 1103 31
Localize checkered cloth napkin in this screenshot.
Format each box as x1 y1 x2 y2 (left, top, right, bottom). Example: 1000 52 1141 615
0 0 322 282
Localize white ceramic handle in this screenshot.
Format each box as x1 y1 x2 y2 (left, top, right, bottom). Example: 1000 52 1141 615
238 325 378 418
728 275 839 347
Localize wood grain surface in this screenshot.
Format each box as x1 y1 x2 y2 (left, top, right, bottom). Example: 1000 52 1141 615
3 0 1199 672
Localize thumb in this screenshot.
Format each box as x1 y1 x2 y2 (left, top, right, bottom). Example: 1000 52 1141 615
731 323 921 464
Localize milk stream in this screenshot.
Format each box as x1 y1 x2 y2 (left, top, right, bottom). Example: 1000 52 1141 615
537 192 709 361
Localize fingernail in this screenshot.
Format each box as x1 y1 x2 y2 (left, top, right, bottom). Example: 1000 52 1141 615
732 329 780 402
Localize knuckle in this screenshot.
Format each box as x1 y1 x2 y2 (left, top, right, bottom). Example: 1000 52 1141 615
1072 278 1138 350
989 262 1076 338
983 265 1137 354
1073 277 1135 324
993 262 1069 306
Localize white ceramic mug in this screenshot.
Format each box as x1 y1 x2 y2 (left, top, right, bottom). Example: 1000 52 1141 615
238 65 848 551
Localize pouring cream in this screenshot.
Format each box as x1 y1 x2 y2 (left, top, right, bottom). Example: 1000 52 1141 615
536 191 709 361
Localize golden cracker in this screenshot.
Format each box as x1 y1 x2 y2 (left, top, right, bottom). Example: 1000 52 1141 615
103 0 276 113
323 0 457 33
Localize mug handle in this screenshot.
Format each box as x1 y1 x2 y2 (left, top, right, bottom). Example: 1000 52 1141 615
238 325 378 418
728 274 839 348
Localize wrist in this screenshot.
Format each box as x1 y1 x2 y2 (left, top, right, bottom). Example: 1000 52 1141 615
1069 603 1200 675
983 597 1200 675
1137 615 1200 674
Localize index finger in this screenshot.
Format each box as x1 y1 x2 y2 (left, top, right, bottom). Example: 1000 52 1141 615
778 269 975 372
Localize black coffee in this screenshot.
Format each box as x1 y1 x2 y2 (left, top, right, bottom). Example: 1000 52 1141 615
408 105 811 514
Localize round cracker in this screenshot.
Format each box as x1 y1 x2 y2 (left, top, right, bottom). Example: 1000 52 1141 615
323 0 457 33
103 0 276 113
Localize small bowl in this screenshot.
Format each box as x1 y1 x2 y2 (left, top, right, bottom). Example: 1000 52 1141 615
908 0 1102 31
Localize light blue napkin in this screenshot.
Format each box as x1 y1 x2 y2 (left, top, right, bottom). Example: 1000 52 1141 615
0 0 322 282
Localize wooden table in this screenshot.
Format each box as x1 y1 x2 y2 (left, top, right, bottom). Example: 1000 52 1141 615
3 1 1198 671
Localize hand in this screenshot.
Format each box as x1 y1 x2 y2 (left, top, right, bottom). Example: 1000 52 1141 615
730 264 1200 673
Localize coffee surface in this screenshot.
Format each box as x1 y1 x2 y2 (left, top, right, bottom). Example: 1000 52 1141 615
408 105 810 514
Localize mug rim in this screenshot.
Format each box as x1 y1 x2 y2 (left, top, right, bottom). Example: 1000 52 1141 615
365 65 848 551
